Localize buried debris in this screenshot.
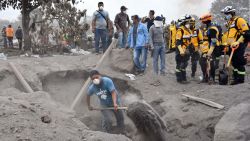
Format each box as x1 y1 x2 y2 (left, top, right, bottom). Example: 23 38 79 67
182 94 225 109
125 73 136 81
127 101 167 141
41 115 52 123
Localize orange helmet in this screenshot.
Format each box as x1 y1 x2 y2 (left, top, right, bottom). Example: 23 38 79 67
200 13 212 22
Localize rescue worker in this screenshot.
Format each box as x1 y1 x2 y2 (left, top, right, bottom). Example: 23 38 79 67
199 14 221 83
175 15 192 84
169 20 177 53
189 17 203 78
221 6 250 85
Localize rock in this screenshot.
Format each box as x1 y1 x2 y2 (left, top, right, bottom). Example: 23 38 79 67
127 101 168 141
41 115 52 123
214 103 250 141
109 49 134 73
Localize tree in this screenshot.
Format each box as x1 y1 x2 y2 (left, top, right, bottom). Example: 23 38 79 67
29 1 88 53
0 0 76 51
210 0 249 29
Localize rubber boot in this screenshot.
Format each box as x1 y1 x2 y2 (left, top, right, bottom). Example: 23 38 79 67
230 70 239 85
181 71 189 84
176 71 182 83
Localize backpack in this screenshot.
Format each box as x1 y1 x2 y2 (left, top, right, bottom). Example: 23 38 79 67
211 22 223 42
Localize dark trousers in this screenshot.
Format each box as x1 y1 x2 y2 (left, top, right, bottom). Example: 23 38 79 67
231 43 247 83
101 109 125 133
7 37 13 48
190 51 200 76
199 55 217 81
175 54 190 82
94 29 108 53
17 38 22 50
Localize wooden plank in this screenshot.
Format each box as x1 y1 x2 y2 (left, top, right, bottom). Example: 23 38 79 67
93 107 128 111
182 94 224 109
70 39 118 110
8 62 34 93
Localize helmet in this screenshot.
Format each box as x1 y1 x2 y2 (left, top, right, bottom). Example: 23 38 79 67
190 17 195 24
200 13 212 22
221 6 236 14
178 14 192 25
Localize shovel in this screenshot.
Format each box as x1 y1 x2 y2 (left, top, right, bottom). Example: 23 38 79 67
226 47 236 84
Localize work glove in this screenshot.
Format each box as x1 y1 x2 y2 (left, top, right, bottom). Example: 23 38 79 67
231 36 244 49
178 45 185 56
202 53 207 58
223 46 229 53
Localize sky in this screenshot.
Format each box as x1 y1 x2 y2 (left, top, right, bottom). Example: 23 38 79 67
0 0 215 23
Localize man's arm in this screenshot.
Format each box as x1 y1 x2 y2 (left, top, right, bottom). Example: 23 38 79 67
114 14 122 32
149 27 154 48
127 27 132 48
111 90 118 111
86 87 94 111
207 29 218 57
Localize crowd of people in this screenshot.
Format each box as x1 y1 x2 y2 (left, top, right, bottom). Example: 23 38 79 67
91 2 250 85
1 24 23 50
88 1 250 134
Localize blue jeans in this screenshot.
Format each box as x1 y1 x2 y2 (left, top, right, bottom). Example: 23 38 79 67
153 46 166 74
95 29 107 53
133 47 148 71
118 32 127 48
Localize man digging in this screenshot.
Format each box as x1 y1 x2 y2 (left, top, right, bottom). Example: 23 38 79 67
86 70 125 133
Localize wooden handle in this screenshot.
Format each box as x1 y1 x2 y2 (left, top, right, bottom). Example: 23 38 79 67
8 62 34 93
93 107 128 111
227 48 236 68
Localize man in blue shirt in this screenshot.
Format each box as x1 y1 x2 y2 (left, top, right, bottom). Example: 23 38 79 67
127 15 149 75
86 70 124 133
92 2 110 54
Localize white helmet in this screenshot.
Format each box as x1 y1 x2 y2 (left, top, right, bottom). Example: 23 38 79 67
178 14 191 25
221 6 236 14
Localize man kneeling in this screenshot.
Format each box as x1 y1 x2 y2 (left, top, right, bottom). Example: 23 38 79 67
86 70 125 133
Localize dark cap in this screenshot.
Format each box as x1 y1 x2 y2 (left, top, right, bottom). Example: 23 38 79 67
98 2 104 5
89 70 100 78
121 6 128 10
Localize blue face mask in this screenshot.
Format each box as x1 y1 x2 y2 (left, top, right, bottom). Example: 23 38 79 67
225 15 232 20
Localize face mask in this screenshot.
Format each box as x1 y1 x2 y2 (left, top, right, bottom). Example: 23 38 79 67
154 21 163 27
93 78 100 85
185 24 190 29
123 10 127 14
99 6 104 10
225 15 232 20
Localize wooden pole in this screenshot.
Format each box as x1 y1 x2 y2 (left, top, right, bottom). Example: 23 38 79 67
8 62 34 93
70 39 118 110
182 94 224 109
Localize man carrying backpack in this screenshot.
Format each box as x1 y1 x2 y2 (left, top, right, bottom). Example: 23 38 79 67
92 2 110 54
221 6 250 85
199 14 221 84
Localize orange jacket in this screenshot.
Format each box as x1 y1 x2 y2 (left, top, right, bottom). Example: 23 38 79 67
6 27 14 37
